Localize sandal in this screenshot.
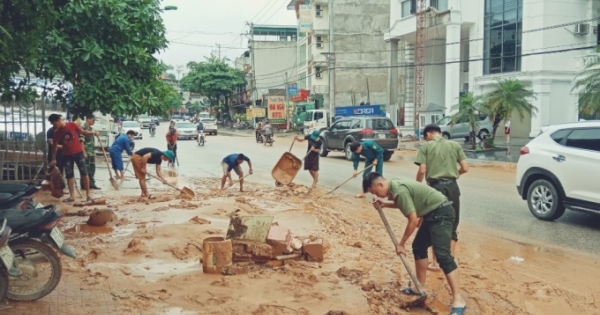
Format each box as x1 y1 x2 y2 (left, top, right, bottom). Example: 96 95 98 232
63 198 74 203
86 196 93 202
148 195 156 200
400 287 420 296
428 262 442 272
450 306 467 315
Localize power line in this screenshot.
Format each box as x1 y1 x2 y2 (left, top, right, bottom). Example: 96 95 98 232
251 0 280 23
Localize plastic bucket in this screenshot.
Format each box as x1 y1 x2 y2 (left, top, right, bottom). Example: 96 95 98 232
202 237 232 274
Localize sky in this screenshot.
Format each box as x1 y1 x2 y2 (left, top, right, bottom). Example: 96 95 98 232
157 0 298 78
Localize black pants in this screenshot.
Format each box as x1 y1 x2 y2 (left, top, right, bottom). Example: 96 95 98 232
430 179 461 241
412 204 457 274
167 144 177 161
63 152 88 180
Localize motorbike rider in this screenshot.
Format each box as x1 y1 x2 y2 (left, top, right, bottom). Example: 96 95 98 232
196 121 205 143
255 121 263 142
149 120 156 136
262 119 274 143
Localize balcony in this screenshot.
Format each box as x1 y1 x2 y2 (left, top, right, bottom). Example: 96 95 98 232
580 52 600 69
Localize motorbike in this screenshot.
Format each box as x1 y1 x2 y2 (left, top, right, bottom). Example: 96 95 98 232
150 126 156 137
262 133 274 146
0 219 13 301
0 183 41 210
1 204 75 301
255 130 263 143
197 130 205 146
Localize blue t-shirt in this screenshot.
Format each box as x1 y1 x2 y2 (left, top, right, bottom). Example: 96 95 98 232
110 134 133 155
197 124 204 131
222 153 250 172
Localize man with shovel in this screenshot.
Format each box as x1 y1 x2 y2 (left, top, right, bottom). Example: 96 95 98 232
79 115 101 190
350 140 384 198
221 153 253 192
130 148 175 199
363 172 467 315
415 124 469 272
109 130 136 180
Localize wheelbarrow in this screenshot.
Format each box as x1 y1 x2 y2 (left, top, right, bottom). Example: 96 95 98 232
272 139 304 187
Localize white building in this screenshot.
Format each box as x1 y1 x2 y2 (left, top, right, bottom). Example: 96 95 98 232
386 0 599 138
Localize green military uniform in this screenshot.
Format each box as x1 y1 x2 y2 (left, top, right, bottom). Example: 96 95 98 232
80 123 97 189
389 178 457 274
414 135 466 242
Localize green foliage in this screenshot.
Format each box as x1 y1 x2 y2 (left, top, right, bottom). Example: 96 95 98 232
450 92 483 149
233 113 247 121
35 0 174 118
179 55 246 115
573 55 600 118
483 79 536 139
167 73 177 81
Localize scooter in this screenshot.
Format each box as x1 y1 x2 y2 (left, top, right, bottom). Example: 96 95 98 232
149 126 156 137
263 133 274 146
197 131 205 146
1 205 75 301
0 183 42 210
0 219 13 301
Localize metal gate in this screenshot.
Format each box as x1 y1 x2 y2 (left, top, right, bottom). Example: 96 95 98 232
0 98 47 182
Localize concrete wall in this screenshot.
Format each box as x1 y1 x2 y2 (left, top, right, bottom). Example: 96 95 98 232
253 41 298 101
332 0 391 106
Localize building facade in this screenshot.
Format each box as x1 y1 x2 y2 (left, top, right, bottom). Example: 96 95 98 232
288 0 392 116
387 0 599 137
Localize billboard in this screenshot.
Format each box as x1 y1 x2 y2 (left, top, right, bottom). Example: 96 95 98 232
267 96 286 124
246 107 266 120
299 5 312 32
335 105 385 117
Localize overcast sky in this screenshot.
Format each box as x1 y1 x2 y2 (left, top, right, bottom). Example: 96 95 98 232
157 0 297 78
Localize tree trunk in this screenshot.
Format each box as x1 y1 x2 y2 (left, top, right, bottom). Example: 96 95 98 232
470 130 477 150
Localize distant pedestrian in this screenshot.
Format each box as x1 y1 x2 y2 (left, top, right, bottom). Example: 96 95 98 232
48 113 97 203
79 115 100 190
166 126 178 167
130 148 174 199
109 130 136 179
221 153 253 192
504 119 511 144
414 124 468 272
295 130 322 188
350 140 384 198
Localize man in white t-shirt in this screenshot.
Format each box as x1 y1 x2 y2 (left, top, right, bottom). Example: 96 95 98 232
504 119 511 144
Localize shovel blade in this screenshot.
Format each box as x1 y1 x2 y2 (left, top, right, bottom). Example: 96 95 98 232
109 178 119 190
181 187 195 197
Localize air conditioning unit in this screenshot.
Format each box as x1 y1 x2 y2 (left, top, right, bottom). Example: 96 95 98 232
315 68 322 78
316 42 323 48
316 10 323 17
316 36 323 42
316 5 322 11
574 23 590 35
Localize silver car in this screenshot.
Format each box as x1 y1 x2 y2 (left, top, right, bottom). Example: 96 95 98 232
175 121 197 140
201 118 218 135
434 115 493 140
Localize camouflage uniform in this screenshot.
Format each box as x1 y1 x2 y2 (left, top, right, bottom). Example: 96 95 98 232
80 123 97 189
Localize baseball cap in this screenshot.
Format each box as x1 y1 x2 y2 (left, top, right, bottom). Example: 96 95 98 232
162 150 175 162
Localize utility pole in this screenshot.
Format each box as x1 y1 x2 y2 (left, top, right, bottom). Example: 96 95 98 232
414 0 426 138
246 22 257 106
284 72 289 131
216 43 221 59
328 0 335 121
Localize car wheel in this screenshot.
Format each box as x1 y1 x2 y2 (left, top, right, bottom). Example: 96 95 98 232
478 129 489 139
442 132 450 140
526 179 565 221
319 138 329 157
214 131 217 135
344 142 353 161
383 151 393 161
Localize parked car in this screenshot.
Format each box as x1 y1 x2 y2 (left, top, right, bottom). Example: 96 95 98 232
137 115 152 129
121 121 142 140
516 121 600 221
432 115 493 141
201 118 218 135
175 121 197 140
319 116 399 161
170 115 184 122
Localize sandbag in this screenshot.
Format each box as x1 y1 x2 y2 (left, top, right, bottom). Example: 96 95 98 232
49 167 65 198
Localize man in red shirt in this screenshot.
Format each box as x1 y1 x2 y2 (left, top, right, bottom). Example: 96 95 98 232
49 114 98 203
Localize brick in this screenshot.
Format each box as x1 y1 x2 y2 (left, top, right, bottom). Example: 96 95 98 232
303 238 324 262
266 225 292 256
265 260 284 268
250 243 273 258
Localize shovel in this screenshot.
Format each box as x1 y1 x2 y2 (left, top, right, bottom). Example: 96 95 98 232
221 173 253 191
317 163 375 198
147 173 195 197
96 134 119 190
375 204 427 306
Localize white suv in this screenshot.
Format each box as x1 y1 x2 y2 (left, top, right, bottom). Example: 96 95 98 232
516 121 600 221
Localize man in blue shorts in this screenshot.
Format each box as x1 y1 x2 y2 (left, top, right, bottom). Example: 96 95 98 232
221 153 253 192
109 130 135 179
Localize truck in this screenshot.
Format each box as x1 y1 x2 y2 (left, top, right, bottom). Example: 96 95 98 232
303 105 386 135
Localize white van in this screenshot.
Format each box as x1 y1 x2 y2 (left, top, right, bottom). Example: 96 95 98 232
303 109 331 135
93 112 118 148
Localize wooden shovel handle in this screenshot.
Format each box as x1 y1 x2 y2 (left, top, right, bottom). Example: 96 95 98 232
96 134 116 179
147 173 182 192
221 173 253 191
318 163 375 198
375 205 426 296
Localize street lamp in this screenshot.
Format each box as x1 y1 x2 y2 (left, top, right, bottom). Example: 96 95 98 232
163 5 178 10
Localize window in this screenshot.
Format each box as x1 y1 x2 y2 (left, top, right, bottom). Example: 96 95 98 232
483 0 522 74
315 111 324 120
367 119 394 130
350 119 362 129
430 0 448 11
564 128 600 152
401 0 411 17
550 129 571 144
436 116 451 125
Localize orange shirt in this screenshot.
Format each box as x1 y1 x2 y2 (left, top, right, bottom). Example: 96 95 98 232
166 131 178 145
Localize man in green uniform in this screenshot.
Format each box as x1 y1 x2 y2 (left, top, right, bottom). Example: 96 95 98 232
80 115 100 190
363 173 467 315
350 140 384 198
415 124 468 272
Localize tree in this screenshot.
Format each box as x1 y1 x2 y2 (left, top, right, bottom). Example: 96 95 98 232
167 73 177 81
179 55 246 117
572 56 600 119
0 0 68 100
450 92 484 150
36 0 175 118
482 79 536 141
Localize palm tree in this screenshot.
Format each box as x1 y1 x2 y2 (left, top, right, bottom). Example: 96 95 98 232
450 92 484 149
483 79 536 141
572 56 600 119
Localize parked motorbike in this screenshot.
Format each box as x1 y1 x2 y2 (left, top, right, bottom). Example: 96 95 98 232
197 131 205 146
0 219 13 301
1 205 75 301
0 183 41 210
